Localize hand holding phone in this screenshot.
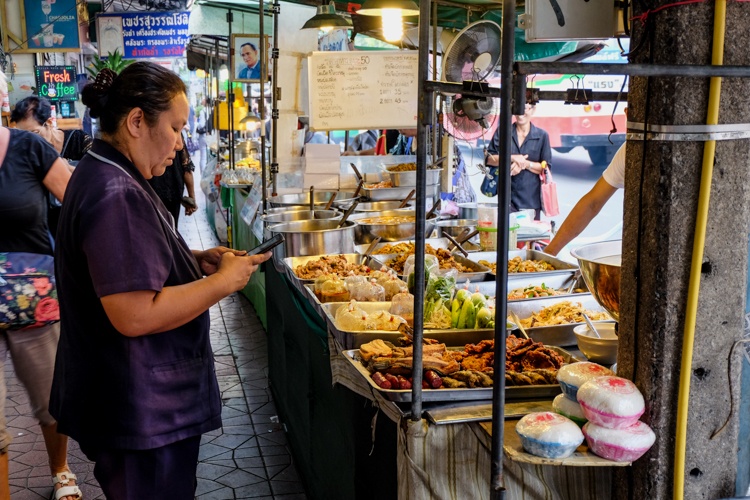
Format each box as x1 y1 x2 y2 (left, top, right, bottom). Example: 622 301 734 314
247 234 285 256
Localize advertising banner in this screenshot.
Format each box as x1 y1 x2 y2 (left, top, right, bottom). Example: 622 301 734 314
23 0 80 52
97 12 190 59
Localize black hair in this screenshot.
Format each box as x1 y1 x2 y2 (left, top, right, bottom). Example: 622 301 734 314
10 96 51 125
240 42 257 52
81 61 187 135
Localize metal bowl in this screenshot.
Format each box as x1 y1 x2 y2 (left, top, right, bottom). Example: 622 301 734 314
267 219 357 260
574 323 619 364
268 190 359 208
435 219 478 240
570 240 622 322
349 210 437 244
385 167 442 187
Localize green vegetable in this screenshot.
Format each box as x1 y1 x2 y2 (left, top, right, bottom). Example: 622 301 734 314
451 299 461 328
476 307 495 329
455 288 471 305
471 291 486 308
457 299 476 329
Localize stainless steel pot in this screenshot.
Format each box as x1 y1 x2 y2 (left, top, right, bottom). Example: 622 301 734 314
570 240 622 322
349 210 438 244
268 190 359 208
261 210 342 240
436 219 478 240
352 201 413 212
385 168 442 187
457 202 498 220
268 219 357 260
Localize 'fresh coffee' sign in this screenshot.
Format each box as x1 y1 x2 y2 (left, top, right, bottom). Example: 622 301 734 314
35 66 77 100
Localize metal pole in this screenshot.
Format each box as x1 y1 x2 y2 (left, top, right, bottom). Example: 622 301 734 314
489 0 514 498
271 0 280 198
228 11 235 171
259 0 267 214
410 0 432 420
516 61 750 78
431 0 438 168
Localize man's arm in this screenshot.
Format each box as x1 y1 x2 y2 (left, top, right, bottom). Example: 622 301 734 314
544 176 618 256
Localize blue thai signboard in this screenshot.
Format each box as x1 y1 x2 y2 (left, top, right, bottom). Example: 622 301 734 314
23 0 80 51
97 12 190 59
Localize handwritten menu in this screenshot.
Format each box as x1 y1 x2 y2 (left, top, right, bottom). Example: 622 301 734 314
307 51 418 131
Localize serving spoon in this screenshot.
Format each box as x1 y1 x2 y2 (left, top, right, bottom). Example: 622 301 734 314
508 311 530 340
582 313 602 339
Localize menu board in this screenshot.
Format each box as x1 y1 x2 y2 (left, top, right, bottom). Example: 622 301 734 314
307 51 418 131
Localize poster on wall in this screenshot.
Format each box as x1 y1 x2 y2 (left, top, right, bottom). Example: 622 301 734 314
22 0 80 52
97 12 190 59
231 34 269 83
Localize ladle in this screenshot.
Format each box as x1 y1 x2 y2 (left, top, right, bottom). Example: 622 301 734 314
349 163 363 183
362 236 382 265
324 191 337 211
582 313 602 339
442 232 468 257
509 311 530 340
426 199 441 220
352 180 365 200
337 199 359 228
309 186 314 212
399 189 416 208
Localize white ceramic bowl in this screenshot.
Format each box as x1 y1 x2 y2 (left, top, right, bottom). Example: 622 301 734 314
574 322 618 365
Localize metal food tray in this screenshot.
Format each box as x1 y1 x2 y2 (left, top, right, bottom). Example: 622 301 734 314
363 184 439 201
470 273 588 301
472 250 577 280
354 237 480 255
342 346 581 403
384 167 442 187
282 254 385 284
507 295 612 347
370 253 490 282
321 301 498 350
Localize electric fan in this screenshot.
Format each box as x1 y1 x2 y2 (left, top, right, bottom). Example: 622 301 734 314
440 20 502 142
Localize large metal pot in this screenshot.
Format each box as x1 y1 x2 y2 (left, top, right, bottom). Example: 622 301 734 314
268 219 357 260
349 210 438 244
352 201 413 212
436 219 478 240
261 210 342 239
570 240 622 322
268 190 359 209
234 140 260 161
457 202 497 220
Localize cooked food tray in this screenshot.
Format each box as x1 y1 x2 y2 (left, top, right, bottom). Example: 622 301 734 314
354 238 480 255
507 295 611 347
282 254 385 283
321 301 497 349
363 184 439 201
470 272 588 301
342 346 580 403
370 253 490 282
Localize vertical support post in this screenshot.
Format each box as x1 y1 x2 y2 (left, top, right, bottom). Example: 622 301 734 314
259 0 267 214
227 10 235 171
489 1 515 498
271 1 280 198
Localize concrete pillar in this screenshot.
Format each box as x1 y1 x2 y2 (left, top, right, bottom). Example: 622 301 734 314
616 2 750 498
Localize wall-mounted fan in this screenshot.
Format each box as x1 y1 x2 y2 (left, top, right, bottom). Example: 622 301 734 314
440 20 502 142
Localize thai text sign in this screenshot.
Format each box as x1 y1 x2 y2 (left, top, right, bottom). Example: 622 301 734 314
98 12 190 59
35 66 78 101
23 0 80 51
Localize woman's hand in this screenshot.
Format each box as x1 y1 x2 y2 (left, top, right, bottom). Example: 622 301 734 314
194 247 246 276
215 252 272 293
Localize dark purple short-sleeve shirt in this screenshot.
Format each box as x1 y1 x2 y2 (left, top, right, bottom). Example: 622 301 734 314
50 140 221 451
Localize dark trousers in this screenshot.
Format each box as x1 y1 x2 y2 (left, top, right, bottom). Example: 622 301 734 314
82 435 201 500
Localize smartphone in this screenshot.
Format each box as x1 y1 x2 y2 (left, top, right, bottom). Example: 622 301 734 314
247 234 285 256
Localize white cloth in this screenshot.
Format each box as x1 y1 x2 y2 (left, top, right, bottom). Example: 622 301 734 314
601 144 626 189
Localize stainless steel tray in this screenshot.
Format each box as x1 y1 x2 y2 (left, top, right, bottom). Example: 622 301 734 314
471 250 578 280
363 184 439 202
507 295 612 347
321 301 497 350
342 345 580 403
282 254 385 284
470 273 588 301
354 237 480 255
370 253 490 282
384 167 442 187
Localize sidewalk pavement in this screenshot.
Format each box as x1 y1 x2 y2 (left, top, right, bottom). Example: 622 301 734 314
6 188 306 500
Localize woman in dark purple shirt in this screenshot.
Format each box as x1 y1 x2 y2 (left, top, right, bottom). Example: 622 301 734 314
50 62 270 499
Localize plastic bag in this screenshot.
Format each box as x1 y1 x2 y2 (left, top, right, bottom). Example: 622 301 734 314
403 255 439 295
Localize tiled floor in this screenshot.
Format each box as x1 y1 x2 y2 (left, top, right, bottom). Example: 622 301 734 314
5 187 307 499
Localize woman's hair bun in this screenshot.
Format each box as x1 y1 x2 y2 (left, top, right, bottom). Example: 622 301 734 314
81 68 117 118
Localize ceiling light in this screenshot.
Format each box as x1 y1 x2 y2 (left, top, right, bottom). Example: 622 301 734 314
302 1 352 32
356 0 418 43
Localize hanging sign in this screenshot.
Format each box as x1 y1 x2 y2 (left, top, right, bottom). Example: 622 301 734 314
97 12 190 59
23 0 80 52
35 66 78 101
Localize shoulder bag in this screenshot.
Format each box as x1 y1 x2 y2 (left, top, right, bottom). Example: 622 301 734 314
0 252 59 330
539 161 560 217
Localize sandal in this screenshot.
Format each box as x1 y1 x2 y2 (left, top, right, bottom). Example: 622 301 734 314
52 471 83 500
